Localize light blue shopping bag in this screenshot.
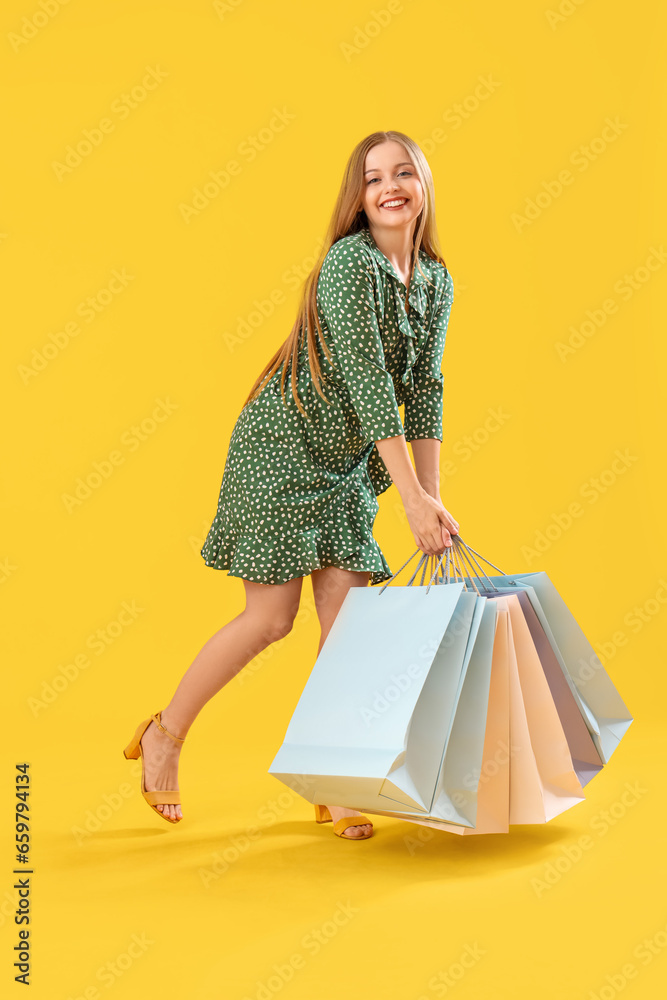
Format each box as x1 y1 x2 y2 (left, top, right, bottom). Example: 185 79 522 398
269 551 496 827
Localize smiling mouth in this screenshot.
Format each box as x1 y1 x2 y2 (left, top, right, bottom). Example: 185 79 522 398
380 198 409 210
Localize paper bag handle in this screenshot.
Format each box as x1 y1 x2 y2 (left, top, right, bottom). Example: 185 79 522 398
378 535 507 594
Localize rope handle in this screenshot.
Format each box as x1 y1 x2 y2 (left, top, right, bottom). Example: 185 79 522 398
378 535 508 594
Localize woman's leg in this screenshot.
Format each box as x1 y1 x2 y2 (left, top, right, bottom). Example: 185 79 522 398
138 575 303 821
311 565 373 838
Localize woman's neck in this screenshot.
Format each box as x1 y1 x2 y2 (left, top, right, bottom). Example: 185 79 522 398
367 223 416 288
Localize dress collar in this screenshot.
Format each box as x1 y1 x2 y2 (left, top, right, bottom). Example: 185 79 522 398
357 226 429 318
356 227 434 393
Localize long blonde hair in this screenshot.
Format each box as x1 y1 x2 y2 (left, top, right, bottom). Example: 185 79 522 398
242 130 448 417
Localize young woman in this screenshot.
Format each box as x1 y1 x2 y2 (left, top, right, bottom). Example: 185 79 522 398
124 130 459 841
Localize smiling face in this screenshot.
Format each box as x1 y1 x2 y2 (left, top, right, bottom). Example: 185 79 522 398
359 140 424 234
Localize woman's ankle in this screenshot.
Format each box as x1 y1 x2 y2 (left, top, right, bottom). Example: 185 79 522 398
158 707 190 741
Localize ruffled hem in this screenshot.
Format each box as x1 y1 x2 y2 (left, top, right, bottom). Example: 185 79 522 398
201 527 391 586
200 480 393 586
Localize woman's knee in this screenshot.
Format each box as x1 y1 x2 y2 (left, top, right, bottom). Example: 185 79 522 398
241 577 302 646
244 608 298 645
264 614 297 642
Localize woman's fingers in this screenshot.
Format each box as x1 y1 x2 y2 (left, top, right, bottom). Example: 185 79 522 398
441 507 460 534
417 518 455 555
433 515 455 553
416 528 453 557
414 533 441 557
409 497 462 557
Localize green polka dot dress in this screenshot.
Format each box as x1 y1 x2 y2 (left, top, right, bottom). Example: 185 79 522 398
201 226 454 586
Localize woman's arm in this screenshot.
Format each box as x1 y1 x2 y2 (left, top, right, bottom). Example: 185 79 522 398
410 438 441 499
317 241 405 442
403 269 454 442
387 267 456 551
375 433 459 555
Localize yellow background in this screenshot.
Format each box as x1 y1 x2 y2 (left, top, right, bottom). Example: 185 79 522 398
3 0 666 997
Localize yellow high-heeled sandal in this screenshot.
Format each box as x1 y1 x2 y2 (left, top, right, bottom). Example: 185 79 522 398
314 804 374 840
123 711 185 824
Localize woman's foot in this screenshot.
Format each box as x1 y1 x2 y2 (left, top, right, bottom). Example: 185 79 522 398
139 712 185 822
326 805 373 838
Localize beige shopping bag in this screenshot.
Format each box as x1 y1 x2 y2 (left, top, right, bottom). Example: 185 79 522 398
434 594 585 835
505 594 585 823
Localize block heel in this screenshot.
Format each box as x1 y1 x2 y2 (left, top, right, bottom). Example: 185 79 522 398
123 711 185 824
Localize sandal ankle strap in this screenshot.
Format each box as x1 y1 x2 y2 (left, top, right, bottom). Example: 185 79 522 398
152 712 186 744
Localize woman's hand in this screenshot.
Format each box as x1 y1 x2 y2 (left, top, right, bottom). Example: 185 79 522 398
403 487 459 556
371 434 460 554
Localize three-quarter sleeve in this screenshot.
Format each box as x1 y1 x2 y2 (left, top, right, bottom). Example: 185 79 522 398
317 241 405 443
403 270 454 442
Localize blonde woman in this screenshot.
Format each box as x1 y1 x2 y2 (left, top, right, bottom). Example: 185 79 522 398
124 130 459 841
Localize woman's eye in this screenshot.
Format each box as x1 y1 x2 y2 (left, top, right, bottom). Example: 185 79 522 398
367 171 412 185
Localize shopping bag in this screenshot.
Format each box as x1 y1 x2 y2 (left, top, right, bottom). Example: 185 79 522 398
269 552 492 825
376 593 495 825
360 592 510 834
498 594 585 823
445 538 634 765
269 536 633 835
423 538 629 834
416 595 585 834
356 592 586 835
509 589 603 787
381 594 496 828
